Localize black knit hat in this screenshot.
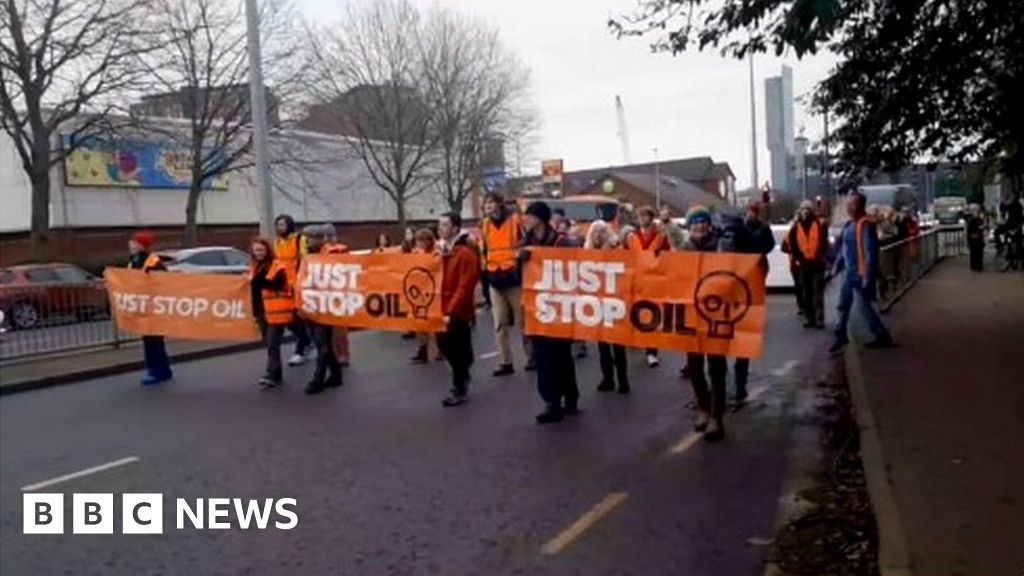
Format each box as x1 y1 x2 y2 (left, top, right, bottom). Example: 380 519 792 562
525 201 552 224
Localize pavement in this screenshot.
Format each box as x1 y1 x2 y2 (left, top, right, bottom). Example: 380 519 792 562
846 256 1024 576
0 293 836 576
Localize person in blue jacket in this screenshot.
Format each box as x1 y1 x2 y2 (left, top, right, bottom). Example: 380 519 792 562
830 191 896 354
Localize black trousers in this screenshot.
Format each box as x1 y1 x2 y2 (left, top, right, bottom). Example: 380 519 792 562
969 240 984 271
797 265 826 324
310 323 342 385
687 353 728 420
257 316 284 379
791 267 804 311
598 342 628 388
438 318 474 396
287 318 311 355
534 336 578 410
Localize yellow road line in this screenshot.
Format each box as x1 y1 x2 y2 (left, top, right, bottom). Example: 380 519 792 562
540 492 629 555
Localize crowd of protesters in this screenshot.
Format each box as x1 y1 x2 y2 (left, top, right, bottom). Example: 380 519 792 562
126 188 901 442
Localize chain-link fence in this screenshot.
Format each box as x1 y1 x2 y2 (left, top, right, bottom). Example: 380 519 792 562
878 225 967 310
0 280 136 362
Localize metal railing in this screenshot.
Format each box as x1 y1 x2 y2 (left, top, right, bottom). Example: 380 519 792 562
0 281 136 362
878 225 967 310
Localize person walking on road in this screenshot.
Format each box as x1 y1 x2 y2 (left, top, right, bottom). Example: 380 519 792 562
731 202 775 403
521 201 579 424
786 200 829 327
436 212 480 407
128 231 173 386
481 192 531 376
966 204 987 272
249 238 293 389
274 214 312 367
681 207 728 441
585 220 630 394
624 205 671 368
830 191 896 354
302 224 346 394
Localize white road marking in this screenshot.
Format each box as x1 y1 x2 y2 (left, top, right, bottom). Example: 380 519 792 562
770 360 800 378
667 432 703 455
541 492 629 555
479 351 500 360
21 456 140 492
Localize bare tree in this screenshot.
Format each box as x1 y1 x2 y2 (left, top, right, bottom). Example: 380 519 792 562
0 0 151 259
307 0 437 229
133 0 303 246
420 9 536 213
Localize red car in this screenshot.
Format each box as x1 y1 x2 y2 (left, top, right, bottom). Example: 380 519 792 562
0 263 110 330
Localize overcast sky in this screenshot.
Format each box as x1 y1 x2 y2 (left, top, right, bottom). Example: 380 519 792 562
301 0 839 189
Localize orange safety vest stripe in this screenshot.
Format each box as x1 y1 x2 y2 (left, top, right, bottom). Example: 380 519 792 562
142 254 162 272
627 228 667 252
855 217 869 277
482 215 521 272
795 221 823 261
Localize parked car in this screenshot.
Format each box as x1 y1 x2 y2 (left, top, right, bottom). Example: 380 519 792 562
158 247 250 275
0 264 110 330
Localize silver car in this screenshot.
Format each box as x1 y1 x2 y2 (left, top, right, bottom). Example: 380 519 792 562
160 247 250 275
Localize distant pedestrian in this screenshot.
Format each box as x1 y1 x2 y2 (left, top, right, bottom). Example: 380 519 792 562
787 201 828 328
374 232 393 252
436 212 480 407
302 224 346 394
624 205 670 368
681 207 728 441
966 205 986 272
249 238 292 389
731 201 775 403
586 220 630 394
412 228 442 364
274 214 313 367
128 231 172 386
481 192 532 376
830 191 896 354
401 226 416 254
521 201 579 424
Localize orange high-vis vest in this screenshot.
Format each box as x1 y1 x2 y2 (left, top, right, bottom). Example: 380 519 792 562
855 217 870 277
795 220 823 262
626 228 668 253
128 254 163 272
482 215 522 273
275 234 303 283
249 260 295 326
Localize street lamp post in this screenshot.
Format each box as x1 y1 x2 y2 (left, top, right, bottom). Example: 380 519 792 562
653 147 661 209
245 0 274 238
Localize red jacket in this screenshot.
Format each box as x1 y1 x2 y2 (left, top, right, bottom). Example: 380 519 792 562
442 233 480 321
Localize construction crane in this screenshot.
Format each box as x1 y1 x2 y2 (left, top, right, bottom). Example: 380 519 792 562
615 95 632 165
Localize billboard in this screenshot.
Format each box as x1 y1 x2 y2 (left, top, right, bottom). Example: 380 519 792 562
62 135 229 190
541 159 563 196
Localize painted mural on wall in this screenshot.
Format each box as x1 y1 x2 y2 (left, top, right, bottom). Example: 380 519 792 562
62 135 229 190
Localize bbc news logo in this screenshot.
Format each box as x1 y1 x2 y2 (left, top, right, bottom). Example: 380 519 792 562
23 494 298 534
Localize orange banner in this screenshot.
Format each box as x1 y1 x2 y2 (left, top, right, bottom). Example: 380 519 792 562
105 268 261 341
523 248 767 358
296 252 445 332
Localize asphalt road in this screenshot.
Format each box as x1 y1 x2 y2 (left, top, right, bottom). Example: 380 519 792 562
0 293 834 576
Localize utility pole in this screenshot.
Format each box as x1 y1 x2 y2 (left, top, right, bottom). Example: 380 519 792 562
653 147 661 209
822 108 831 197
748 48 759 202
245 0 274 238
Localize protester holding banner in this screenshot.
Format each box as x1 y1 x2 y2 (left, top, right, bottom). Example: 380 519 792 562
481 192 532 376
274 214 312 367
127 231 173 386
521 201 579 424
374 232 394 253
302 224 345 394
659 207 686 251
624 205 671 369
412 228 442 364
249 238 292 389
681 207 728 441
436 212 481 407
584 220 631 395
730 202 776 404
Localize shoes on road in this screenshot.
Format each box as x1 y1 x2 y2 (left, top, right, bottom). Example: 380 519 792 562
646 353 660 368
304 381 326 395
694 410 710 432
258 374 282 389
679 365 690 379
492 364 514 377
140 373 172 386
563 398 579 415
597 379 615 392
829 339 848 355
703 419 725 442
524 358 536 372
618 383 630 395
325 376 343 388
287 353 307 367
411 345 428 364
442 394 468 407
535 407 564 424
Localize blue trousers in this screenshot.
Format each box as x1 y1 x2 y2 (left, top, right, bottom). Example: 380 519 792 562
142 336 172 379
835 278 892 343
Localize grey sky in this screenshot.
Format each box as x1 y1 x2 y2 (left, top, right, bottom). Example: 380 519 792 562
300 0 838 189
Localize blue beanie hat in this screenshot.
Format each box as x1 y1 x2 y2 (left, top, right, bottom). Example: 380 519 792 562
686 205 712 226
